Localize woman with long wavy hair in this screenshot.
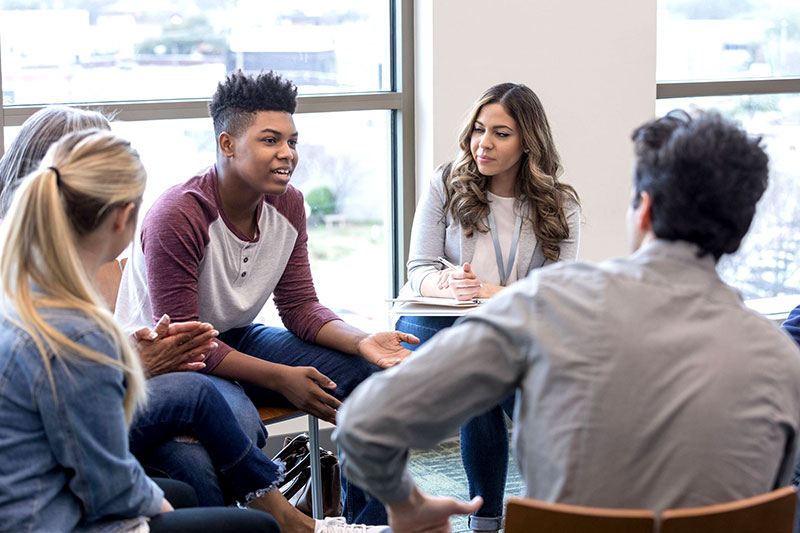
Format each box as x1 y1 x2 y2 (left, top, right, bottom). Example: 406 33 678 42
396 82 581 532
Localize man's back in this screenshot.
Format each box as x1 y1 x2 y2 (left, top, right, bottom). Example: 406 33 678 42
336 239 800 512
512 239 800 510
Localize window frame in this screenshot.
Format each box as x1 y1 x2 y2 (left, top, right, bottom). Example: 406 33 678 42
657 78 800 98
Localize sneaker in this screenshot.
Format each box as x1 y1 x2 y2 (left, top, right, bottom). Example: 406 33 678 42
313 517 391 533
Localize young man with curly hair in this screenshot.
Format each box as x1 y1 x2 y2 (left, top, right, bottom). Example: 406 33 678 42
115 70 417 531
335 110 800 532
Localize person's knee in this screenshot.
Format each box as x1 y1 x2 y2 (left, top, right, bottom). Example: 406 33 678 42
149 508 279 533
142 373 219 419
336 357 380 398
144 440 225 507
208 376 267 446
151 478 199 509
149 372 218 401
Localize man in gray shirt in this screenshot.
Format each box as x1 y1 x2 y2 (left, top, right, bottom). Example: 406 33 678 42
334 110 800 532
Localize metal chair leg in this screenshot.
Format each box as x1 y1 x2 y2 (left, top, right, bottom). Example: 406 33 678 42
308 415 323 519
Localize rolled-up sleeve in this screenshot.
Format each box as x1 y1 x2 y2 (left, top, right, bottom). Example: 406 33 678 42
334 283 535 504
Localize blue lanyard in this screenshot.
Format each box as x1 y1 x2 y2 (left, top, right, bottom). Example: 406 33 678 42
487 209 522 286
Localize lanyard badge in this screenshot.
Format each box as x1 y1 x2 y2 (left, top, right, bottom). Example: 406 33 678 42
487 210 522 286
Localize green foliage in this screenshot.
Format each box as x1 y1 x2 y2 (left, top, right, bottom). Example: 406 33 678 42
136 15 228 56
731 95 780 117
307 222 382 262
306 186 337 217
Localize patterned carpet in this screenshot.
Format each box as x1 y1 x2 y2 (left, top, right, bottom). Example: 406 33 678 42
408 437 523 532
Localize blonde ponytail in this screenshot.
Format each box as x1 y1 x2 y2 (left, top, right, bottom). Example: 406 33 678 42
0 129 147 424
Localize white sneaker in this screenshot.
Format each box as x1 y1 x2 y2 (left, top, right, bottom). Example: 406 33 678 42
313 517 391 533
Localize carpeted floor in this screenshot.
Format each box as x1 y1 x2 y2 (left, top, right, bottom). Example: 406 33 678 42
408 437 523 532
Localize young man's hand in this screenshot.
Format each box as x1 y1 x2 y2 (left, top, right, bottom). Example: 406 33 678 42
277 366 342 424
387 487 482 533
357 331 419 368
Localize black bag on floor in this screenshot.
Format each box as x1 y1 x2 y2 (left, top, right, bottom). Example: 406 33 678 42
272 433 343 517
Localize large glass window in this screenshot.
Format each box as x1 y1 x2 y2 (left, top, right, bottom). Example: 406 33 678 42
0 1 391 105
656 94 800 300
1 1 413 330
658 0 800 310
658 0 800 81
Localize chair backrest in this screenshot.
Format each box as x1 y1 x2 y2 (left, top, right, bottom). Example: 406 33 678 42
504 497 655 533
660 486 797 533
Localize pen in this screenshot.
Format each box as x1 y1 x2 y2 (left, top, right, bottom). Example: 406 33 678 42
437 256 459 270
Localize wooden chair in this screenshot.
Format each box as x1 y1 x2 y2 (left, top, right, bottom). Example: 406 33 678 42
660 486 797 533
98 258 325 518
257 406 324 519
504 497 655 533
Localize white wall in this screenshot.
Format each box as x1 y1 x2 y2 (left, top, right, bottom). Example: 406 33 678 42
415 0 657 262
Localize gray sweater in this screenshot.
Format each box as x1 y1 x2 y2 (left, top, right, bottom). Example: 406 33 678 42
406 170 581 295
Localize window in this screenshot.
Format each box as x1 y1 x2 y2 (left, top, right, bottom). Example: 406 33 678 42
658 1 800 82
657 0 800 312
1 1 415 331
1 2 391 105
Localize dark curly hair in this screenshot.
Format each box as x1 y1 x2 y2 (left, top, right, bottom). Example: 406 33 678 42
631 109 768 260
208 70 298 138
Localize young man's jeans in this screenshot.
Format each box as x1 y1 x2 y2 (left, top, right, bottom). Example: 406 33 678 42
131 373 282 506
220 323 386 525
396 315 516 532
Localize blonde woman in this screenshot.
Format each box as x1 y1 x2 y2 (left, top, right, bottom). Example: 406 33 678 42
396 83 581 532
0 129 280 532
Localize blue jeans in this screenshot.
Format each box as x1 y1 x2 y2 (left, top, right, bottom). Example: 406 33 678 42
396 315 516 531
131 373 279 506
219 324 386 525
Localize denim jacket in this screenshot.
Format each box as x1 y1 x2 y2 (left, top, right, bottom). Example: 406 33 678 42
0 307 162 533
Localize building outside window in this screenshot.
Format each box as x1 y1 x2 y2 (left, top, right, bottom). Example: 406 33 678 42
657 0 800 316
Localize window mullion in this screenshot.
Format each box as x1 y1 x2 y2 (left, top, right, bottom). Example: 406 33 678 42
657 78 800 99
2 93 404 127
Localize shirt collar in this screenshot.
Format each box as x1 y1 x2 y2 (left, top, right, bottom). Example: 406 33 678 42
631 239 718 273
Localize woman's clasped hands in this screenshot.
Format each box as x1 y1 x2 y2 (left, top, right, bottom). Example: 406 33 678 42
436 262 505 301
436 262 482 301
